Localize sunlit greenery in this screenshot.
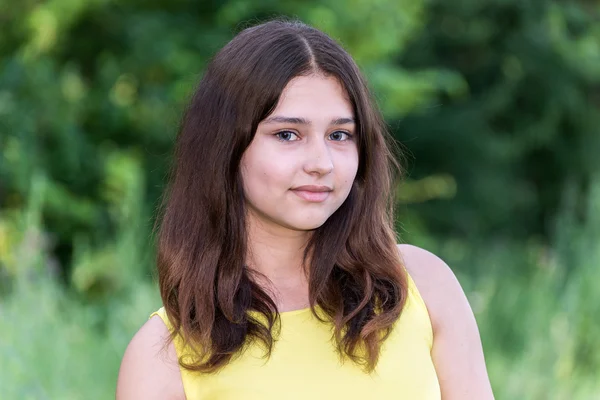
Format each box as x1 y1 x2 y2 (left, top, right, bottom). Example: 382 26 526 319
1 0 598 398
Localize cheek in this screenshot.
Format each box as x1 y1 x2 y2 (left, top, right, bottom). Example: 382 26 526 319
337 149 360 184
241 148 293 193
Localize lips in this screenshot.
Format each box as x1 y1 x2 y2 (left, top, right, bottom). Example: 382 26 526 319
291 185 332 202
292 185 332 192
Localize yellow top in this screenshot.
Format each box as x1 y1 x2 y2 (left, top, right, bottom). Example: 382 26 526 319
151 272 441 399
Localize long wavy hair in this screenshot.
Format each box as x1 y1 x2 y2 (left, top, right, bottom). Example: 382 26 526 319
156 19 408 374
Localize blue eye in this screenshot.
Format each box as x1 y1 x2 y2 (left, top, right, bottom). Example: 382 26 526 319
275 131 300 141
329 131 352 141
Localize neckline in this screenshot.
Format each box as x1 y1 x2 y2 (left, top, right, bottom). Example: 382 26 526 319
278 306 312 316
247 305 314 318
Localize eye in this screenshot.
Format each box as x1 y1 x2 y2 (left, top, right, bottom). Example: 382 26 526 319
329 131 352 141
275 130 300 142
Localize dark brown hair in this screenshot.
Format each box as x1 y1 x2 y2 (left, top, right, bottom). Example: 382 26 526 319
156 19 408 373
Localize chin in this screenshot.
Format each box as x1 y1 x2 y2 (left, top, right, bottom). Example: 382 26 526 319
286 217 330 231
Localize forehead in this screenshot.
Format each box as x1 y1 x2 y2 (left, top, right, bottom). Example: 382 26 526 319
272 74 354 118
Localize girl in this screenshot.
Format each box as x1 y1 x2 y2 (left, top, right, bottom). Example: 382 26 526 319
117 19 494 399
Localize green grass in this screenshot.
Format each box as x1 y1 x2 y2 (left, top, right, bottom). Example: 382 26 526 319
1 176 599 399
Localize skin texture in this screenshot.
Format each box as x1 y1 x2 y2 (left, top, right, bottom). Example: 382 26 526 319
116 316 185 400
241 74 359 233
240 74 359 311
116 75 494 399
399 244 495 399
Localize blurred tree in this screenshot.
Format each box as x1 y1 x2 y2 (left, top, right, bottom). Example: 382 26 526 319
0 0 598 293
393 0 600 240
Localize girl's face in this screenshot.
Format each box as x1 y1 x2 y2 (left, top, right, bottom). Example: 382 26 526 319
241 74 359 233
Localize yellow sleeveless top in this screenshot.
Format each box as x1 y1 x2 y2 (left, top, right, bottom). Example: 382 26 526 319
151 272 441 399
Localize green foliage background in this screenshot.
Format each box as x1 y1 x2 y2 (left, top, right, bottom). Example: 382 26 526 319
0 0 599 398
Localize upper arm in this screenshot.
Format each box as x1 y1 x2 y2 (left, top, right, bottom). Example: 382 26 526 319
116 315 185 400
398 244 495 400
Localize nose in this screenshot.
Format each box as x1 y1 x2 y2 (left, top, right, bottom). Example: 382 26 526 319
303 136 334 176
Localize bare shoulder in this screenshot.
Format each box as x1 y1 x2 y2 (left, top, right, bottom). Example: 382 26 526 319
396 243 463 331
396 243 456 283
116 315 185 400
397 244 495 399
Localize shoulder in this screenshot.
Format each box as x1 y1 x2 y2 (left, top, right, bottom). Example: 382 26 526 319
116 315 185 400
397 244 495 399
396 243 465 333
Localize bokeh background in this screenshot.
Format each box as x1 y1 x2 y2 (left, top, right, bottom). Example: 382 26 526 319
1 0 599 398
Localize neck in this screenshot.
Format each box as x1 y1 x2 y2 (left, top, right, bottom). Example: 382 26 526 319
245 209 312 308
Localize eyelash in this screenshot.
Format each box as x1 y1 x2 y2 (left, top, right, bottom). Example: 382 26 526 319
274 130 353 142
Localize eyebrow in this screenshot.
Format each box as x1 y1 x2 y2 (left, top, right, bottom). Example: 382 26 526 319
262 116 355 126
